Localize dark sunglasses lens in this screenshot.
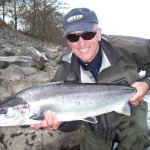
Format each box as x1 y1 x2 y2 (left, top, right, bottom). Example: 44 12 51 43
82 32 96 40
67 34 79 42
67 31 97 42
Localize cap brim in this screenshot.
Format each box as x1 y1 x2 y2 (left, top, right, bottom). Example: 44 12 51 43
63 23 94 37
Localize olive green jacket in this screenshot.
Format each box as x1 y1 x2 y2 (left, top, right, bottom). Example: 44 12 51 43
52 35 150 140
53 35 150 84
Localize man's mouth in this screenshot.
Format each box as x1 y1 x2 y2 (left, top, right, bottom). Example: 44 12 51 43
80 48 89 52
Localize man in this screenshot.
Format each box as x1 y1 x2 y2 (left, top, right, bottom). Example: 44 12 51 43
31 8 150 150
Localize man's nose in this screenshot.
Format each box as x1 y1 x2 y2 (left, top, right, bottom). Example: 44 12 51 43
78 36 86 47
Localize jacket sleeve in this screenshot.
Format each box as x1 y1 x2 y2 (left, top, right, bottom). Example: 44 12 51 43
125 39 150 87
58 121 82 132
51 62 71 82
108 35 150 86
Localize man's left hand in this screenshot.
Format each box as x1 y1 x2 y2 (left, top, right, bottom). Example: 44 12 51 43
130 81 149 105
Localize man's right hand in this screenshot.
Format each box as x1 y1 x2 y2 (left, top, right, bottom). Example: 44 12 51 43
30 110 62 130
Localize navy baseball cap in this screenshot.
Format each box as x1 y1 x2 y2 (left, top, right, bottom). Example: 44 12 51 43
63 8 98 37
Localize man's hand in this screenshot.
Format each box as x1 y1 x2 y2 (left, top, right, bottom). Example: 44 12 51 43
130 81 149 105
30 111 62 130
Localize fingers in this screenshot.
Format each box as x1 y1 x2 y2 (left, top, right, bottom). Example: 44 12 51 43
51 112 61 129
129 91 142 105
44 111 61 130
129 96 140 106
129 81 149 106
30 111 61 130
44 111 54 129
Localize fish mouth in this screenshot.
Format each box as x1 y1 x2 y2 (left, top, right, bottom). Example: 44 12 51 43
0 104 31 126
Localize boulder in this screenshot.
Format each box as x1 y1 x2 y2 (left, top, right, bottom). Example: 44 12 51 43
0 64 23 81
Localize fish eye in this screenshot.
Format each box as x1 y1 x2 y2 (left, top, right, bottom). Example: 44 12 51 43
0 108 7 114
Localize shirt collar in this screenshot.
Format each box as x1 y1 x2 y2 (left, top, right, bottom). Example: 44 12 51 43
78 48 102 78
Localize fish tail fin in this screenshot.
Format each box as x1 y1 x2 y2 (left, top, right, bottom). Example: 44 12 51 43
114 101 131 116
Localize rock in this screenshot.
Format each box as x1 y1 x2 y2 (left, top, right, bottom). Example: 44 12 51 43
0 69 3 74
0 80 12 88
0 143 6 150
16 47 48 62
27 72 52 83
1 127 81 150
10 79 34 94
46 51 58 59
0 86 11 101
0 56 32 67
21 67 37 76
0 61 7 69
15 47 49 70
0 44 21 56
0 64 23 81
48 59 59 67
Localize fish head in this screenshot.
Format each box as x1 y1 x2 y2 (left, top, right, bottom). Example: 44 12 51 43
0 104 30 126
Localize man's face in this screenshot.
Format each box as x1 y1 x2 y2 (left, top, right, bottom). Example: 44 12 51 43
67 27 102 62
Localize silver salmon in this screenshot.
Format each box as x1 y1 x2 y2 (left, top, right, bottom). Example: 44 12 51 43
0 81 136 126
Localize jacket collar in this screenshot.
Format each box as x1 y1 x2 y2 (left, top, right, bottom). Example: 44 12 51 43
100 37 121 66
61 36 121 81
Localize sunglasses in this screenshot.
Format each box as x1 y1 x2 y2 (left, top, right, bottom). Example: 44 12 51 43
66 29 99 42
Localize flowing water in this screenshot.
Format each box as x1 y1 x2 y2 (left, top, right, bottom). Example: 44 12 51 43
147 100 150 128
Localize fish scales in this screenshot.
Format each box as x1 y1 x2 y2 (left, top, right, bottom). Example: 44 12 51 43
0 81 136 126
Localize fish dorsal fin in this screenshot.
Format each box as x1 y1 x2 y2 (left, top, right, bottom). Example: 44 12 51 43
82 117 98 123
65 72 79 82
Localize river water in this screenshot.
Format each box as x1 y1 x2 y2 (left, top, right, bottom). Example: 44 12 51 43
147 100 150 128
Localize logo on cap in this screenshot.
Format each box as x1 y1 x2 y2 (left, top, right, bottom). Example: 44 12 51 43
67 15 83 22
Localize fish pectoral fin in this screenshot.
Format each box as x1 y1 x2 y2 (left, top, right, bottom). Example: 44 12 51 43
114 101 131 116
29 112 45 120
29 114 44 120
82 117 98 123
29 108 45 120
